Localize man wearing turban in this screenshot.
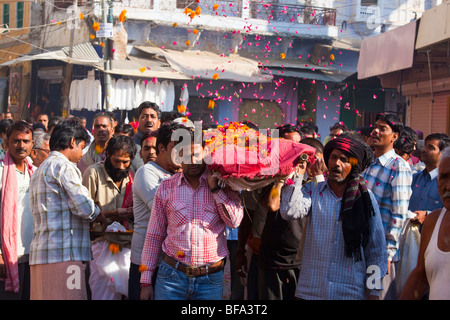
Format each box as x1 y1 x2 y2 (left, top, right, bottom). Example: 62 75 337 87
279 136 388 300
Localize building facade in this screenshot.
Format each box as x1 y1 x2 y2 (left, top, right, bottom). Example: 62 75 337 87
0 0 442 137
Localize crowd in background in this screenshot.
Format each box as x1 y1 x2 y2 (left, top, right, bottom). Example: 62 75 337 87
0 102 449 301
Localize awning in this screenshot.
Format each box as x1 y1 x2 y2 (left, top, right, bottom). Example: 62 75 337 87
0 47 100 67
0 42 102 67
267 68 353 82
159 49 272 83
416 1 450 50
93 57 191 80
357 20 418 79
0 43 191 80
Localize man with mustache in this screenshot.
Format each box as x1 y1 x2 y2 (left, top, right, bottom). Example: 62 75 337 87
78 112 115 175
128 123 184 300
400 147 450 299
82 134 137 300
280 136 387 299
0 121 35 299
140 128 243 300
408 133 450 225
131 101 161 172
139 130 158 164
362 112 412 299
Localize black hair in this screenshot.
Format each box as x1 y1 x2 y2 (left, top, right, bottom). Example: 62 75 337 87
104 111 116 121
300 137 324 154
48 116 65 132
140 129 158 145
298 121 317 136
330 122 349 132
161 111 183 124
156 122 190 155
93 111 114 126
0 118 13 135
49 119 90 151
394 127 417 155
241 121 259 130
114 123 134 137
277 124 300 137
356 126 372 138
6 120 34 140
375 112 404 134
105 134 137 160
136 101 161 119
425 133 450 151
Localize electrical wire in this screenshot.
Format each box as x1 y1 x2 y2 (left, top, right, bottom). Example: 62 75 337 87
0 0 428 62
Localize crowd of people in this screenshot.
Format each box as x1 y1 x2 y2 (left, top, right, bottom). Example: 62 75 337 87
0 102 449 301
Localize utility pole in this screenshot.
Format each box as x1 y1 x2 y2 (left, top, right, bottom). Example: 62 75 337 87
63 0 77 118
102 0 112 111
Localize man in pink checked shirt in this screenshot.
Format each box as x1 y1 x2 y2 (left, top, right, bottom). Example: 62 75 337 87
140 129 244 300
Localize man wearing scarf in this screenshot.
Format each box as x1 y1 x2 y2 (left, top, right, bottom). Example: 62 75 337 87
280 136 388 299
0 121 35 299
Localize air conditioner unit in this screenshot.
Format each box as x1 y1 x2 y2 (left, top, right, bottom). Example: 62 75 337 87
356 5 380 22
37 67 64 80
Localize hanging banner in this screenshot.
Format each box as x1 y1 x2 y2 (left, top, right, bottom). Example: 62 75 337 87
96 23 113 38
8 66 21 114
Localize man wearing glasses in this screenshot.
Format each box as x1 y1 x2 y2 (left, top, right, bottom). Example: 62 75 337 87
29 131 50 167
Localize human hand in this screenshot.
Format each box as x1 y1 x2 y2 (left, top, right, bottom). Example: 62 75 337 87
309 157 327 177
206 168 219 189
0 254 6 279
95 213 107 231
412 211 427 224
235 249 248 278
117 207 133 219
140 285 154 300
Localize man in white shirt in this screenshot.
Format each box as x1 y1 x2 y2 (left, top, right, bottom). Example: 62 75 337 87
131 102 161 172
0 121 35 300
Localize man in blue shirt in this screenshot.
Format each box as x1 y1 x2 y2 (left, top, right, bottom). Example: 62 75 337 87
409 133 450 225
280 136 387 299
362 113 412 300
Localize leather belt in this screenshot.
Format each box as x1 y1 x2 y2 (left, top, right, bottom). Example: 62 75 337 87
162 253 224 277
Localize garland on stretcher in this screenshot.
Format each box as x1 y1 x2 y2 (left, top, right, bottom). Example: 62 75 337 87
203 122 317 191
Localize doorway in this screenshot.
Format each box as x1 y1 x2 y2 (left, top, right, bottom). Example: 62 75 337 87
238 99 282 130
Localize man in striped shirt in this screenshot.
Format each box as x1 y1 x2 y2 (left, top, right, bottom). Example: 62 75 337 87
362 112 412 300
140 128 243 300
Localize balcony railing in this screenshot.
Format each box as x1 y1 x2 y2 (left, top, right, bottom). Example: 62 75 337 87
249 1 336 26
199 0 336 26
114 0 336 26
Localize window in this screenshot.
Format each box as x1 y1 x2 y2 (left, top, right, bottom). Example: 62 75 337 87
176 0 195 10
2 4 9 27
16 2 23 28
361 0 378 6
53 0 84 9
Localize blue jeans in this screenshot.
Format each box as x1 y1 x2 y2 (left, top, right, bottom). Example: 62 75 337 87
154 261 223 300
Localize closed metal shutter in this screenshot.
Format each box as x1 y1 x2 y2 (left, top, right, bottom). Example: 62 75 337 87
409 92 449 137
431 92 449 135
409 95 432 136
